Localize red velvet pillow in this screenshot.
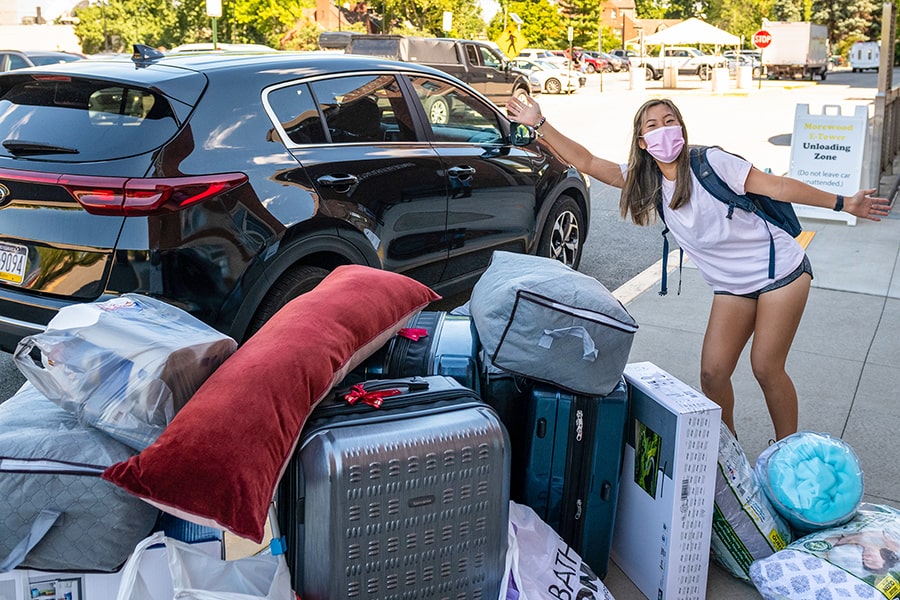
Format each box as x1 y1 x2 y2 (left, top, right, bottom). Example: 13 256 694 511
102 265 440 542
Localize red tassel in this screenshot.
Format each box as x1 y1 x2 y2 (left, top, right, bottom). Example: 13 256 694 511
343 384 402 408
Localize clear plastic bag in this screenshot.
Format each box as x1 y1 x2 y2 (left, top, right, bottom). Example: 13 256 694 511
14 294 237 450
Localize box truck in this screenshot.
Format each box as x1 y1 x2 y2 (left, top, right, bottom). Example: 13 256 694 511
760 20 829 80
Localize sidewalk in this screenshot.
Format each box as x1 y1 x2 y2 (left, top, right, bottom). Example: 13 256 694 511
603 205 900 598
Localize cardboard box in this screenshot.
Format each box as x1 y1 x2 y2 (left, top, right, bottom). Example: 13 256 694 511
612 362 722 600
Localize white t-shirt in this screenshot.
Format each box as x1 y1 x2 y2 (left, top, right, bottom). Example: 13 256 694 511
623 148 806 295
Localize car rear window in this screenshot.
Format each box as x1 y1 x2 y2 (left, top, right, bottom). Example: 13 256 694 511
0 76 179 161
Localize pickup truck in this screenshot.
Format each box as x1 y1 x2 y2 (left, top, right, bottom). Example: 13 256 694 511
630 47 727 81
340 34 535 122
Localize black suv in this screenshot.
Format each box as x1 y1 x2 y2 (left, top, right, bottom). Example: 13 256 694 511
0 46 589 351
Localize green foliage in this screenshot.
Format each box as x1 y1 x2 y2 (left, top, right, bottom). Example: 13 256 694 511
70 0 889 61
486 0 563 49
812 0 880 49
708 0 774 46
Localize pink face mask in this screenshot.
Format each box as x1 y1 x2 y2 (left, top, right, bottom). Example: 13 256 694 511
642 125 685 163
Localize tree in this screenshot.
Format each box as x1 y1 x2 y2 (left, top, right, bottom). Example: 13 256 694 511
708 0 774 46
812 0 880 51
486 0 563 49
770 0 803 21
74 0 179 53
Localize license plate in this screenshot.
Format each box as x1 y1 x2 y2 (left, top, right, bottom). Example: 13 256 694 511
0 242 27 285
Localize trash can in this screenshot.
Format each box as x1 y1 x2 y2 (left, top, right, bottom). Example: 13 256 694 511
736 65 752 89
629 67 645 91
663 64 679 89
711 67 729 93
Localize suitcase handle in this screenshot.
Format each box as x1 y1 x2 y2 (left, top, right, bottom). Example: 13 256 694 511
347 377 430 393
343 377 430 408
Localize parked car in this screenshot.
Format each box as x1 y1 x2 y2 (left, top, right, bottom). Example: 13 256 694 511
723 50 764 78
517 48 568 70
168 43 279 53
0 50 83 72
511 58 579 94
610 49 638 63
577 51 610 74
0 46 590 352
587 50 628 72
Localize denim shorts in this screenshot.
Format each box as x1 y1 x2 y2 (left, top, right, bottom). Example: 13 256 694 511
714 255 813 300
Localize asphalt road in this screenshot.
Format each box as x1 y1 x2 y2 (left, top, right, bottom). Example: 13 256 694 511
0 66 885 402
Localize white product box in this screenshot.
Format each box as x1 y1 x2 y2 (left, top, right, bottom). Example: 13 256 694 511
612 362 722 600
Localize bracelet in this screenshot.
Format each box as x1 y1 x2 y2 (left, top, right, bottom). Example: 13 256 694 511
834 194 844 212
534 116 546 130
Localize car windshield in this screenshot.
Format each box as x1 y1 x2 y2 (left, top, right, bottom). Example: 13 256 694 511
0 76 179 161
534 60 560 71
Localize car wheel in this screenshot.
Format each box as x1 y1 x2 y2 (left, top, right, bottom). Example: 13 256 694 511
426 97 450 125
586 64 596 74
545 78 562 94
537 195 584 269
644 66 655 81
514 87 529 102
753 66 761 78
698 65 711 80
246 264 330 338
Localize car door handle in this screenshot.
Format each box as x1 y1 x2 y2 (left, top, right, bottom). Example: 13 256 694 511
317 174 359 189
448 166 476 180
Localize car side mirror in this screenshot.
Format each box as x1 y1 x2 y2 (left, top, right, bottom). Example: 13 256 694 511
510 122 536 146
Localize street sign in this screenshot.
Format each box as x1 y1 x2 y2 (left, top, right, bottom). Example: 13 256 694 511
752 30 772 49
496 25 527 59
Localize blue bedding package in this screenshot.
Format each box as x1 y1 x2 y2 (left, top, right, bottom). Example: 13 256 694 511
755 430 864 533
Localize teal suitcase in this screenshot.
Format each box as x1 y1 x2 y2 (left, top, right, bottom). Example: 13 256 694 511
521 378 628 578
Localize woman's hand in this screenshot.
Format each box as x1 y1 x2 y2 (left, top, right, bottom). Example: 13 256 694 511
505 94 542 128
845 188 892 221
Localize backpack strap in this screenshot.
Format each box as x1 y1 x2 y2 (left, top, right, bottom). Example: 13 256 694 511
689 146 778 279
656 182 683 296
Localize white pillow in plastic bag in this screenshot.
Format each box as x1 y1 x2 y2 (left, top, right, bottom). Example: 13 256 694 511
14 294 237 450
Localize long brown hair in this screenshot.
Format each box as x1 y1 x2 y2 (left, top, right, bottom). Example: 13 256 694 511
619 98 692 226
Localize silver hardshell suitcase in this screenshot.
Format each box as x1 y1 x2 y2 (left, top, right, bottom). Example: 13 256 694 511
276 375 510 600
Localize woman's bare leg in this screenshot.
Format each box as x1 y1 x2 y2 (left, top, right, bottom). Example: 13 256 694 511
700 294 757 435
750 274 811 440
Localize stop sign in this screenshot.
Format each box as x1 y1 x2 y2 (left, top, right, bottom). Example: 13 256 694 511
753 30 772 49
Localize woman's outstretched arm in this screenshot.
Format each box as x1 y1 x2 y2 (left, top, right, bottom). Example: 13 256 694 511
745 167 891 221
506 94 626 188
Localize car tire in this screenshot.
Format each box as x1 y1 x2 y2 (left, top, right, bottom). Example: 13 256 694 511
513 86 530 102
545 78 562 94
698 65 711 80
644 66 655 80
246 264 330 338
537 195 584 269
753 66 761 78
425 97 450 125
586 64 596 74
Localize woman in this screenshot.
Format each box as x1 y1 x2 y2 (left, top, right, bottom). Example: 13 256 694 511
505 95 891 440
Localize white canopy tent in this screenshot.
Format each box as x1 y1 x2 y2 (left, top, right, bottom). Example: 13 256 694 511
642 17 740 46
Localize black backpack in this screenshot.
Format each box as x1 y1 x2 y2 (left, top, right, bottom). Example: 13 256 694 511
656 146 802 295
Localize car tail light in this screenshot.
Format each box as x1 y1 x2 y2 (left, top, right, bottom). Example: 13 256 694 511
58 173 248 216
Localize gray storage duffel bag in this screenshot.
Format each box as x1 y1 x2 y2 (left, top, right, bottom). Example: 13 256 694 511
470 251 638 396
0 382 159 573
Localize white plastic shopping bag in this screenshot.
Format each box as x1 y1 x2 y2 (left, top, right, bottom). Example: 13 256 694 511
116 531 294 600
501 501 615 600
